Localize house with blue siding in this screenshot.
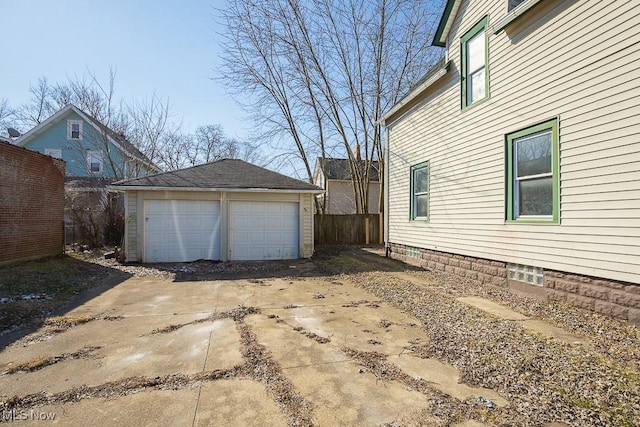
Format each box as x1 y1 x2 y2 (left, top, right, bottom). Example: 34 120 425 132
15 104 160 180
14 104 161 245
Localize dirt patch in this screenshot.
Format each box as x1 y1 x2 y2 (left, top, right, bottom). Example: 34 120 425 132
0 255 120 335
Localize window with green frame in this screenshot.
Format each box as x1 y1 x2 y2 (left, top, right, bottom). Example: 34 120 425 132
461 17 488 108
410 161 429 220
506 118 559 223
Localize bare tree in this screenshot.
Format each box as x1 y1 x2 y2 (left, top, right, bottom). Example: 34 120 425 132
13 77 55 129
125 94 179 170
0 98 14 136
8 70 264 176
193 124 231 163
160 125 263 170
220 0 443 213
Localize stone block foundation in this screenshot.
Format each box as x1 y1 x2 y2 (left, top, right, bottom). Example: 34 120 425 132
389 243 640 325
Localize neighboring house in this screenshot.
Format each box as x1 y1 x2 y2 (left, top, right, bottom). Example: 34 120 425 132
13 104 161 245
313 157 381 214
14 104 159 180
382 0 640 323
0 141 65 264
110 159 323 262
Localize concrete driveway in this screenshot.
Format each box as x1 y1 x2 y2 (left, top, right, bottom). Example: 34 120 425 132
0 256 507 426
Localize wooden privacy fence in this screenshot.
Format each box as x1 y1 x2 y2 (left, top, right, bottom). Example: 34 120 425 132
314 214 382 245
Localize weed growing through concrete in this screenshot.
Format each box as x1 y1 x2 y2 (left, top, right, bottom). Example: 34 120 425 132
237 321 315 426
147 306 261 335
4 346 102 374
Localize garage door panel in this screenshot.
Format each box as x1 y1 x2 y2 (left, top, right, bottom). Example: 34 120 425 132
230 201 299 261
145 200 221 262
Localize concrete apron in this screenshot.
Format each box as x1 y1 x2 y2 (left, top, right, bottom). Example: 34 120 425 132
1 273 511 426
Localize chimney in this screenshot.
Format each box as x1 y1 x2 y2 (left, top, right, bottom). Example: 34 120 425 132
354 143 361 162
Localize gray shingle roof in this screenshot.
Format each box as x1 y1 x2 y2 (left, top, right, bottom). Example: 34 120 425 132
111 159 322 192
319 158 380 182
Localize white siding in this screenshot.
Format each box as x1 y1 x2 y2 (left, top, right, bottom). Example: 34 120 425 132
301 193 314 257
387 0 640 283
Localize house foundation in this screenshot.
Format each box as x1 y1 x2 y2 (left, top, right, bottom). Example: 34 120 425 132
389 243 640 325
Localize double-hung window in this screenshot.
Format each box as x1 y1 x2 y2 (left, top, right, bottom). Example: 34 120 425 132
87 150 103 174
410 161 429 220
506 119 559 223
67 120 83 140
461 17 488 108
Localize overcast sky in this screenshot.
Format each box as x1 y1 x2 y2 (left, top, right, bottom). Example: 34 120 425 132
0 0 250 139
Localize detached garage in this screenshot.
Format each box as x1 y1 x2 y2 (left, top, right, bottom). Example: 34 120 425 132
110 159 322 262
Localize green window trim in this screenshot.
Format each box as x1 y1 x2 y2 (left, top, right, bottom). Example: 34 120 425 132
506 118 560 224
461 16 489 109
410 161 430 221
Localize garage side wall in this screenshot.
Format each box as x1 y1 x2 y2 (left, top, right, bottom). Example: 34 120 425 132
124 190 138 261
301 193 314 258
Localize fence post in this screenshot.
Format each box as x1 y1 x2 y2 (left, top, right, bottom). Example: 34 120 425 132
365 216 370 244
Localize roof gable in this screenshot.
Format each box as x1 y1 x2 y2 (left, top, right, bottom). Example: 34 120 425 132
317 158 380 182
111 159 322 192
432 0 462 47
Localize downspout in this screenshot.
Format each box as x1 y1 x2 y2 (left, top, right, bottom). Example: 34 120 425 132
384 123 391 257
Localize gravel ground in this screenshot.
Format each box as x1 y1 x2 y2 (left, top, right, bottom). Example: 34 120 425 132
315 252 640 427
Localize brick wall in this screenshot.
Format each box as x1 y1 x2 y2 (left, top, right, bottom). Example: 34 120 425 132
389 242 640 325
0 142 66 265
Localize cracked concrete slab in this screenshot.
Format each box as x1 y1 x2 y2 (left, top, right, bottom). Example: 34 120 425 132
1 272 509 426
456 296 530 321
246 314 428 426
390 355 508 407
4 389 199 426
194 379 287 427
456 296 586 344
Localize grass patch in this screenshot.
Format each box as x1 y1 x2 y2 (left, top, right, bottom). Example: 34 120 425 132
0 255 115 333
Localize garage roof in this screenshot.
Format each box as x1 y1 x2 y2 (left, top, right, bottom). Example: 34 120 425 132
110 159 322 193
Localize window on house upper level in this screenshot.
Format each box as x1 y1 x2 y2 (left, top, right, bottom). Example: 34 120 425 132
461 17 488 108
67 120 83 140
506 118 559 223
508 0 526 12
44 148 62 159
410 161 429 220
87 151 103 174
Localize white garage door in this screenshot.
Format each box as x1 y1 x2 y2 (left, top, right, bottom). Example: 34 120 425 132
145 200 221 262
230 201 299 260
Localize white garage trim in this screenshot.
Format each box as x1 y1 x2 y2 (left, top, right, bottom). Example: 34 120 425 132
229 201 299 260
144 199 221 262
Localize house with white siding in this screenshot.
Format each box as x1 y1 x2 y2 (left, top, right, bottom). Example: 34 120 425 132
382 0 640 323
